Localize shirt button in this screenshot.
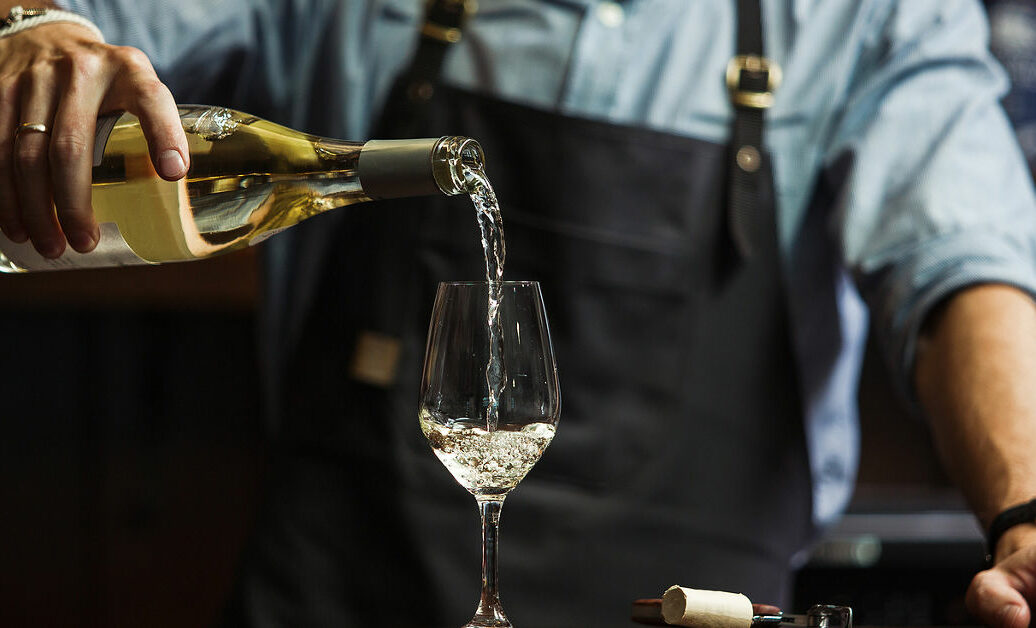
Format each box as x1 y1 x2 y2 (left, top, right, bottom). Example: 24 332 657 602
596 1 625 28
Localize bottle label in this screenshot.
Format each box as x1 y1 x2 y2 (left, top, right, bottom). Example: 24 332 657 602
0 223 154 271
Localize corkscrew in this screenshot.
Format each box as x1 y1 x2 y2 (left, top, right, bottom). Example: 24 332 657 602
748 605 852 628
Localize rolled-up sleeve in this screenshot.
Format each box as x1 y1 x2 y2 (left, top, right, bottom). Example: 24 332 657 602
828 0 1036 400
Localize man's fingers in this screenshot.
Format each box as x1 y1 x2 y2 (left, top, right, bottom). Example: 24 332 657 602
14 64 63 259
134 83 188 181
967 568 1032 628
50 51 113 253
107 47 188 181
0 78 27 242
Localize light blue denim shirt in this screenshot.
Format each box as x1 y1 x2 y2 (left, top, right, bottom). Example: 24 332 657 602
58 0 1036 527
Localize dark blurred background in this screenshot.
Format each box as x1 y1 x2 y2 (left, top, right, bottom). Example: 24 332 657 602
0 2 1033 626
0 254 265 627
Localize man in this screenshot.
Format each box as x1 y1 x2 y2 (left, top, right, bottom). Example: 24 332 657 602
1 1 1034 626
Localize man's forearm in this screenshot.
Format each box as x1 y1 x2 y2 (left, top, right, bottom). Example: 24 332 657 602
915 283 1036 557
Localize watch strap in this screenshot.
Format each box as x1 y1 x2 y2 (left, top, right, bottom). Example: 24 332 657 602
987 498 1036 562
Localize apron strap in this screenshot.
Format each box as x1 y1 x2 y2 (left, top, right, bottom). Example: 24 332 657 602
726 0 781 260
375 0 476 138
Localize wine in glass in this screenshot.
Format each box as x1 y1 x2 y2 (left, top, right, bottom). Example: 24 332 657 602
419 280 561 628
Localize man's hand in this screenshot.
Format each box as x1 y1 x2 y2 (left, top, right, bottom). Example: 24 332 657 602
0 19 188 258
966 525 1036 628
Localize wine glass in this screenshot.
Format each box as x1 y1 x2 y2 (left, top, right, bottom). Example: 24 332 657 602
419 280 561 628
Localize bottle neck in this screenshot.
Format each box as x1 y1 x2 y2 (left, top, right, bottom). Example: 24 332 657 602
357 136 485 200
431 136 485 195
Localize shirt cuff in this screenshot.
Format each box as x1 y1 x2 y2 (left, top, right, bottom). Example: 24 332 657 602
874 229 1036 411
51 0 95 23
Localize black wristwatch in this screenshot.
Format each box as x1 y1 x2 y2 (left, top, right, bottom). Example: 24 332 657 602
986 498 1036 564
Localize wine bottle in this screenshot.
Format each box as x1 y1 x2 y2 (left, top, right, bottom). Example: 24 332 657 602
0 105 484 272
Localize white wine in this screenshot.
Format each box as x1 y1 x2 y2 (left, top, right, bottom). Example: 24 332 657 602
0 106 484 272
420 408 555 497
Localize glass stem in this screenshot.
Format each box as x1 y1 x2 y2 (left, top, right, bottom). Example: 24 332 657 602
472 496 508 626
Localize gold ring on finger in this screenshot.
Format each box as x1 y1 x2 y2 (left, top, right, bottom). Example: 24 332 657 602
15 122 50 136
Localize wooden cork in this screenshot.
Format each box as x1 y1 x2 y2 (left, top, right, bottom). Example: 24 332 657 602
661 586 754 628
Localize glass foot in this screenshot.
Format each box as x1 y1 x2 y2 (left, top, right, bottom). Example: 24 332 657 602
462 605 510 628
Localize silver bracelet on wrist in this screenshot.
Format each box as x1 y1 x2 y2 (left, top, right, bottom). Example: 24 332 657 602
0 5 105 42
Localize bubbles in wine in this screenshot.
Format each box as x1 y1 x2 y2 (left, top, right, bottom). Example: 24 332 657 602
420 410 555 496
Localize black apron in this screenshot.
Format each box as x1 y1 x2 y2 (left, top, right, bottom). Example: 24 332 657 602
225 7 813 628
